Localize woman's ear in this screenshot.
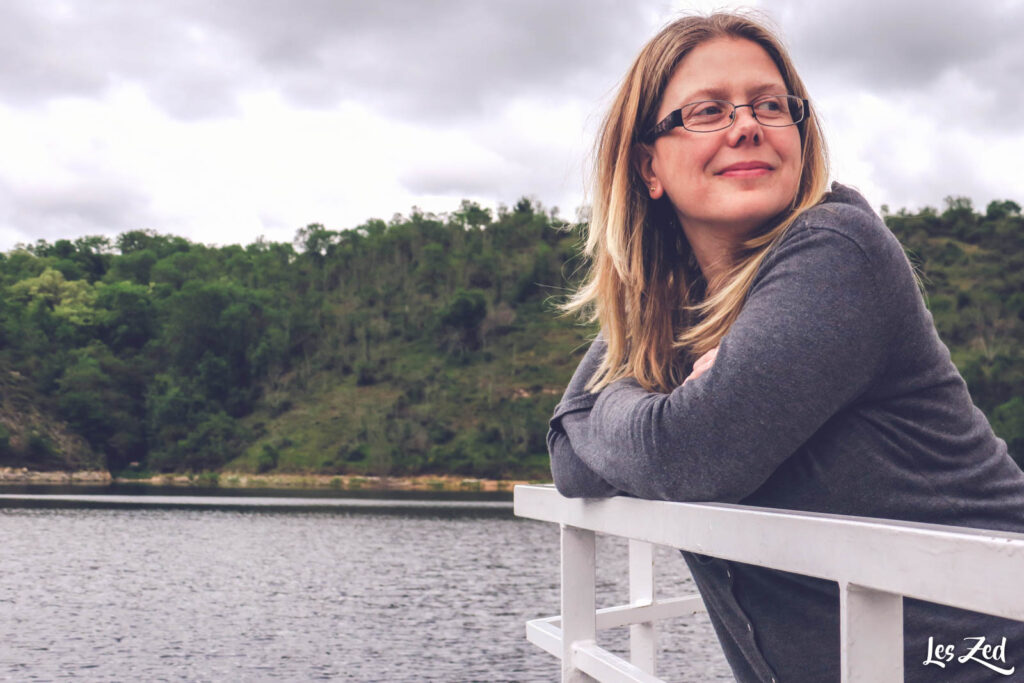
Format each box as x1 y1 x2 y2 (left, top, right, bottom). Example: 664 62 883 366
632 144 663 200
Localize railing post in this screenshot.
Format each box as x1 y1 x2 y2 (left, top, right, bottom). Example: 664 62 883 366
629 540 657 675
839 581 902 682
562 524 597 682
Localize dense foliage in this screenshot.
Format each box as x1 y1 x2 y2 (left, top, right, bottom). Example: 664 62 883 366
0 195 1021 478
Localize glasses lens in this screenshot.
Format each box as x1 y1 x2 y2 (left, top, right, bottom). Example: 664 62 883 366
681 100 733 132
754 96 804 127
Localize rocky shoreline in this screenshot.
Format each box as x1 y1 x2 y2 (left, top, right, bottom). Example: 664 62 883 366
0 468 113 484
0 467 537 493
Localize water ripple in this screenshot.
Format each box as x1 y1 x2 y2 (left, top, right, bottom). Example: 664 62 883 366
0 503 731 681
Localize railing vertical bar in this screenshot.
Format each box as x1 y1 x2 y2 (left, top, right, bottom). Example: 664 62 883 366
839 582 903 683
562 524 597 682
628 539 657 675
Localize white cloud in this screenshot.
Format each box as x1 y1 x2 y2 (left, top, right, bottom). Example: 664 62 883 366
0 0 1021 251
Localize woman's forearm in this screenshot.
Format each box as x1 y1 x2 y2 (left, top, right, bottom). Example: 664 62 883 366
548 412 620 498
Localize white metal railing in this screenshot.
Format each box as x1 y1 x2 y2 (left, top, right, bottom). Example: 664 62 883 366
513 484 1024 683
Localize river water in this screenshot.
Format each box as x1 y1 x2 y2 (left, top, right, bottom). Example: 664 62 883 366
0 487 731 681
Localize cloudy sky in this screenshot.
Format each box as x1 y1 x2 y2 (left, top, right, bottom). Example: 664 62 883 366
1 0 1021 251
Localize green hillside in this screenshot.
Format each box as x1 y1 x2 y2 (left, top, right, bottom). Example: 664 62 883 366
0 195 1020 479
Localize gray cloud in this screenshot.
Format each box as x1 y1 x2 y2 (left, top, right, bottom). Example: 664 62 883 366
0 0 653 122
400 163 512 198
0 176 156 246
780 0 1024 93
0 2 246 119
399 155 574 206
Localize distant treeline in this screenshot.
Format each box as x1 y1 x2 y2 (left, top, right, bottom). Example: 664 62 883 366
0 195 1021 479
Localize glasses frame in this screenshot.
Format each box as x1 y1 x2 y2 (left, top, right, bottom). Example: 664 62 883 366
643 95 809 143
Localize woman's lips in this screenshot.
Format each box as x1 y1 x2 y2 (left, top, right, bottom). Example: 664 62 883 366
717 162 773 177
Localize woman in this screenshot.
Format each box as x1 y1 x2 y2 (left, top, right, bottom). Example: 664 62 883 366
547 12 1024 683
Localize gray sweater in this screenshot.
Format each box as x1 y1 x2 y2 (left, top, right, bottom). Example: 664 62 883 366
548 184 1024 682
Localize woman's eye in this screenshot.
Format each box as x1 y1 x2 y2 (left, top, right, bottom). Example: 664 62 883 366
754 98 788 118
689 103 724 118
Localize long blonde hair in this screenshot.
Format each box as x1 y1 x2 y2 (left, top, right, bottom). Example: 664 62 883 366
565 12 830 393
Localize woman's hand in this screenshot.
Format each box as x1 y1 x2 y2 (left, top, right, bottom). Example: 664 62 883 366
684 347 719 384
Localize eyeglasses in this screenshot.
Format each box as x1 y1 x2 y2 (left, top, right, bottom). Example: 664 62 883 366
643 94 808 142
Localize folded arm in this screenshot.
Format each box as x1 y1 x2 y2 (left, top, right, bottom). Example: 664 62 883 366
551 223 900 502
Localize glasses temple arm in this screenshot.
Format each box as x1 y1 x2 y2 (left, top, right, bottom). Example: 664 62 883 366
643 109 683 144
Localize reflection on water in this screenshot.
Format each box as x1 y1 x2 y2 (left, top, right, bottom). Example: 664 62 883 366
0 492 513 517
0 482 515 501
0 494 731 681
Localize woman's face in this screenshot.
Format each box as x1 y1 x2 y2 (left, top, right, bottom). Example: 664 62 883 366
642 37 802 243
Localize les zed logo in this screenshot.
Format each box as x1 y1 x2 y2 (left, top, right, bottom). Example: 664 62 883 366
923 636 1015 676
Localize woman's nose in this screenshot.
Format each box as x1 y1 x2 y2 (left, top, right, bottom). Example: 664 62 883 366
727 106 762 145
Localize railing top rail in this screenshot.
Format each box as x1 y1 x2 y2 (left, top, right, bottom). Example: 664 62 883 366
514 484 1024 622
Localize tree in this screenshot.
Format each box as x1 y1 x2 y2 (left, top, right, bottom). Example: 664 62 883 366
453 200 492 230
9 268 98 327
439 289 487 353
56 343 144 471
986 200 1021 221
95 281 154 351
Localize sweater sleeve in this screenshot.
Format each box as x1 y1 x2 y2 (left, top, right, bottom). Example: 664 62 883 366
547 337 621 498
568 217 899 503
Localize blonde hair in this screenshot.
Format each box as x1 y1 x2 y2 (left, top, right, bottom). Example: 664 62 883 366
565 12 830 393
